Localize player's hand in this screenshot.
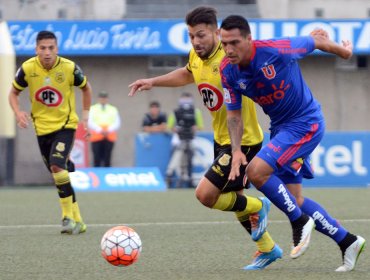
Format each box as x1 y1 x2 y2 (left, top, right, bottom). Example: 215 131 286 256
229 150 248 181
310 28 329 39
15 111 31 128
128 79 153 96
342 40 353 59
82 121 90 140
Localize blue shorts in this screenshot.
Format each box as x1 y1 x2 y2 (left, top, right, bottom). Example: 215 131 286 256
257 121 325 184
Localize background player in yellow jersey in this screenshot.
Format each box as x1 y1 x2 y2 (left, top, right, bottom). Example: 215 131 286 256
129 6 282 270
8 31 92 234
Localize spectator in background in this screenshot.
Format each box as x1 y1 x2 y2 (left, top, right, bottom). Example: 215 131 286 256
166 92 204 188
88 91 121 167
142 101 167 133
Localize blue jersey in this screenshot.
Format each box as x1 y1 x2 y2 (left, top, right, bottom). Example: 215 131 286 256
221 36 323 129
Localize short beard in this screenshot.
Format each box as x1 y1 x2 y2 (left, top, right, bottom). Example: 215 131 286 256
198 40 216 60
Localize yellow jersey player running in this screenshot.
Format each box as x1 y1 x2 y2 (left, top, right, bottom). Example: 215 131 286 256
8 31 92 234
129 6 282 270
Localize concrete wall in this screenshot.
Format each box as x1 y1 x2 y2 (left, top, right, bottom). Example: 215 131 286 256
13 55 370 184
0 0 126 20
258 0 370 19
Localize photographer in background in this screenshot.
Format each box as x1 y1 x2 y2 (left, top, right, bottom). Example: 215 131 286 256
166 92 203 188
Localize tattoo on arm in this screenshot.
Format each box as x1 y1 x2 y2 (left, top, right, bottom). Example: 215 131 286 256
227 114 243 153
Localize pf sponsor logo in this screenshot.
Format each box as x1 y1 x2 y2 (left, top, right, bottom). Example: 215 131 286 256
198 83 224 112
35 86 63 107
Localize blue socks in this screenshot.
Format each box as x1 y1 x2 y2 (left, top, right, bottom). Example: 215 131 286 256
301 197 347 243
259 174 302 222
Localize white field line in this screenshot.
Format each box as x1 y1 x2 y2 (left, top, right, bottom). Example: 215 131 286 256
0 219 369 229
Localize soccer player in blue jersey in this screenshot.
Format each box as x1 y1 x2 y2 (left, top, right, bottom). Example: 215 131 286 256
219 15 365 272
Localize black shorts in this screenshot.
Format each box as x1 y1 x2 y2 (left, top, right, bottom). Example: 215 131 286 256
204 142 262 192
37 129 76 172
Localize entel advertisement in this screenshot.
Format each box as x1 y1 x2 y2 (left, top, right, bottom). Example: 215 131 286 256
135 132 370 187
7 19 370 55
70 167 166 192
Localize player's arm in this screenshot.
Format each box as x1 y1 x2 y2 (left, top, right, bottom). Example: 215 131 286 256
227 108 247 180
73 63 92 136
9 66 31 128
311 29 352 59
220 62 247 180
9 86 30 128
143 123 167 133
81 81 93 135
128 67 194 96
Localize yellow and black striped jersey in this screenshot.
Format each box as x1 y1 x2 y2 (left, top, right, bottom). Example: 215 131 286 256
186 42 263 146
13 56 87 136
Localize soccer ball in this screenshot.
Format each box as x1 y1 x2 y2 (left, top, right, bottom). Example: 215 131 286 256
100 225 142 266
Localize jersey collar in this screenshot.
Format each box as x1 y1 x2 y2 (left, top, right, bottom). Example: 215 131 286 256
250 41 256 61
204 41 222 61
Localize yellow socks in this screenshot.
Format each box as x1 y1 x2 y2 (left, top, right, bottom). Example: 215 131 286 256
212 192 237 211
255 232 275 252
53 170 74 220
212 192 262 214
245 196 262 214
235 211 275 253
72 202 83 223
59 196 74 219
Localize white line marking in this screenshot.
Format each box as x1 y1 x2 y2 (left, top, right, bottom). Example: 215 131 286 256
0 219 369 229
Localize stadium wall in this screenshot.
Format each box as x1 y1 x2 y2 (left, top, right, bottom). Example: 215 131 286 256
12 55 370 185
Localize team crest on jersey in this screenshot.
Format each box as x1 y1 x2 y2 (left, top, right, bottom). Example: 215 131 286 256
218 154 231 166
239 81 246 90
198 83 223 112
55 72 65 83
56 142 65 152
35 86 63 107
261 64 276 80
212 63 219 74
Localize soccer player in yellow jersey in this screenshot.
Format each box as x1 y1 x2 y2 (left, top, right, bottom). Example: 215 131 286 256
8 31 92 234
129 7 282 269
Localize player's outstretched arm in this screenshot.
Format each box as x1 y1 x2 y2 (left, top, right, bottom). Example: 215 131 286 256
128 67 194 97
311 30 353 59
81 81 93 139
227 109 247 180
8 86 30 129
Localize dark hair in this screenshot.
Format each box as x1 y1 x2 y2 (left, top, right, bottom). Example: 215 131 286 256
149 101 160 108
36 31 57 43
98 91 109 98
185 6 217 27
220 15 251 37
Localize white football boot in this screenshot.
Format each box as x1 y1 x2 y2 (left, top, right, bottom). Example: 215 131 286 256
290 216 315 259
335 235 366 272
